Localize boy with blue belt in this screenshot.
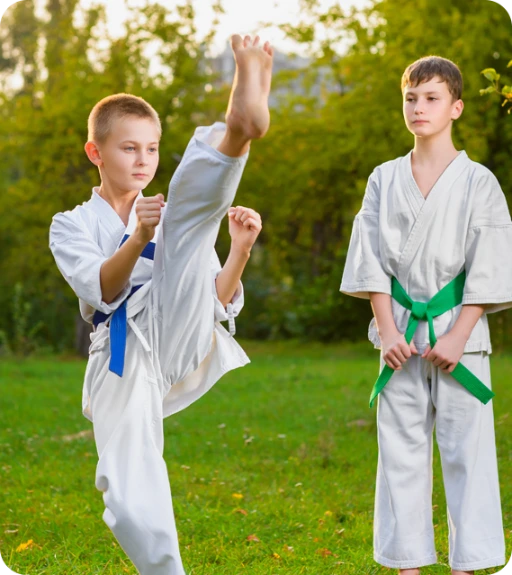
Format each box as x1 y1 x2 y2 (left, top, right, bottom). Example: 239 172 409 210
50 34 273 575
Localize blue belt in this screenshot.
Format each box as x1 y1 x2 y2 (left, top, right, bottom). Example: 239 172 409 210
92 235 155 377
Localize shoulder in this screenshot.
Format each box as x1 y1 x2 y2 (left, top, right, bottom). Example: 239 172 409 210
464 155 502 189
361 156 406 201
50 200 96 244
370 154 407 182
463 155 510 223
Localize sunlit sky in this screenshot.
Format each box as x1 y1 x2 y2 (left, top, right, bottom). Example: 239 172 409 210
74 0 370 56
0 0 374 90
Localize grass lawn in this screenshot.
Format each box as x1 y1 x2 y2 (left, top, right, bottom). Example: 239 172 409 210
0 341 510 574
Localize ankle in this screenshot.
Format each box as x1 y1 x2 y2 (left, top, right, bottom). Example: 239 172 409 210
217 126 251 157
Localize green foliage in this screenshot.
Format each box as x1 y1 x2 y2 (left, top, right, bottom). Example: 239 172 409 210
480 60 512 113
0 0 511 348
0 283 45 357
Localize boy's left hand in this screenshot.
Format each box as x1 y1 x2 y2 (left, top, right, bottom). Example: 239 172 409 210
421 331 467 373
228 206 262 252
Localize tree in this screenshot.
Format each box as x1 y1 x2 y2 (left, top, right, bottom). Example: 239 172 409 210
480 60 512 114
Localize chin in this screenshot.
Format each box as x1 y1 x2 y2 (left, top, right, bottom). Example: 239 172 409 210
411 125 433 137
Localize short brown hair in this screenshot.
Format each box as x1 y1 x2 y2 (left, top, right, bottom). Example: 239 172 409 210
87 93 162 143
401 56 463 101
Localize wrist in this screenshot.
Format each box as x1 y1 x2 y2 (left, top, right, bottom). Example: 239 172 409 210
230 241 252 260
378 324 400 340
132 227 153 246
449 323 472 342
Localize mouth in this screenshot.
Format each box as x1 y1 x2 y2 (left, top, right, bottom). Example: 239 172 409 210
413 120 428 124
132 174 148 178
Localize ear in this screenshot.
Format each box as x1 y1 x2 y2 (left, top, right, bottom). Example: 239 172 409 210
85 141 103 166
451 99 464 121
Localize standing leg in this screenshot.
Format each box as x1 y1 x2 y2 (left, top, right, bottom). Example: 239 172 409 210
90 330 186 575
374 354 438 570
150 35 273 387
434 352 505 572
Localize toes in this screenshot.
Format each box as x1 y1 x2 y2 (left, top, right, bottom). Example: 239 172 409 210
253 35 260 46
263 42 274 56
231 34 243 50
243 35 251 47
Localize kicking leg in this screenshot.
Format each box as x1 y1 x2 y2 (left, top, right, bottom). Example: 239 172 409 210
150 34 273 387
218 34 273 157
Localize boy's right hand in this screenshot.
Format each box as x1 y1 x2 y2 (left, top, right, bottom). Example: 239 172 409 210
381 330 418 370
135 193 165 243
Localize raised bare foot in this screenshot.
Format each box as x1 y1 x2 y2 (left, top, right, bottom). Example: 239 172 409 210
225 34 273 141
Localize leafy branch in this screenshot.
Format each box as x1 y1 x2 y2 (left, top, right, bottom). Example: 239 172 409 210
480 60 512 114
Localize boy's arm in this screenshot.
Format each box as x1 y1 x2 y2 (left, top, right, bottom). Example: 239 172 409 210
215 245 250 307
100 194 165 304
100 232 150 304
369 292 417 370
422 304 486 371
340 169 392 299
215 206 261 307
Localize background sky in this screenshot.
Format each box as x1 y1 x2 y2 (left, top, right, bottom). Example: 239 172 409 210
74 0 370 56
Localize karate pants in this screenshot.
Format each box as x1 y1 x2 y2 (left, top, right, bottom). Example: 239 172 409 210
85 129 248 575
374 352 505 571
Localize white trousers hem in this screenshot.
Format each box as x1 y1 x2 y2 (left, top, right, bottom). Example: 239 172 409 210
450 555 505 571
374 553 437 569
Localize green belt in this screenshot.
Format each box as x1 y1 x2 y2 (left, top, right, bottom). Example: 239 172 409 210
369 271 495 407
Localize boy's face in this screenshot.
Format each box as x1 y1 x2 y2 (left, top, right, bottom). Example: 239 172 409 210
402 75 463 138
92 115 160 194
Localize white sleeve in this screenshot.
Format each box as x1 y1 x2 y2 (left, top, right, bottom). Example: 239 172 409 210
463 174 512 313
340 169 392 299
49 212 132 314
210 250 244 335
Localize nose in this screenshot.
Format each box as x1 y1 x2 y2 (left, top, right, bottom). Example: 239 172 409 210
414 100 425 115
136 153 148 166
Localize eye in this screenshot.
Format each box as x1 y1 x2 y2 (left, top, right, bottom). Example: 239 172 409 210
124 146 135 151
149 147 158 153
428 97 437 101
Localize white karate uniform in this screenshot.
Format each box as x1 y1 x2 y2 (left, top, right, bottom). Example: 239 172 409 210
340 150 512 570
49 123 250 575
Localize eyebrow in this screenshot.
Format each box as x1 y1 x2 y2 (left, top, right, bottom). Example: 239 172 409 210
120 140 160 145
405 91 441 96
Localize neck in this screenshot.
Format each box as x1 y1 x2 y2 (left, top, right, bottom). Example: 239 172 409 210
412 125 459 165
98 181 139 225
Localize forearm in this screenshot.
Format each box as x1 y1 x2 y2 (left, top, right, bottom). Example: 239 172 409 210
449 304 487 340
369 292 399 338
100 232 147 304
215 243 251 307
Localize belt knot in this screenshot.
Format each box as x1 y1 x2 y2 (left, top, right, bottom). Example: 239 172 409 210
411 300 429 321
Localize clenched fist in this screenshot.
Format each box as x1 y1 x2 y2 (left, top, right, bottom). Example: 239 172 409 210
135 193 165 242
228 206 262 252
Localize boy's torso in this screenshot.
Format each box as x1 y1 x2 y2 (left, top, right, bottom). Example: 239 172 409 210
368 150 504 353
59 188 221 323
